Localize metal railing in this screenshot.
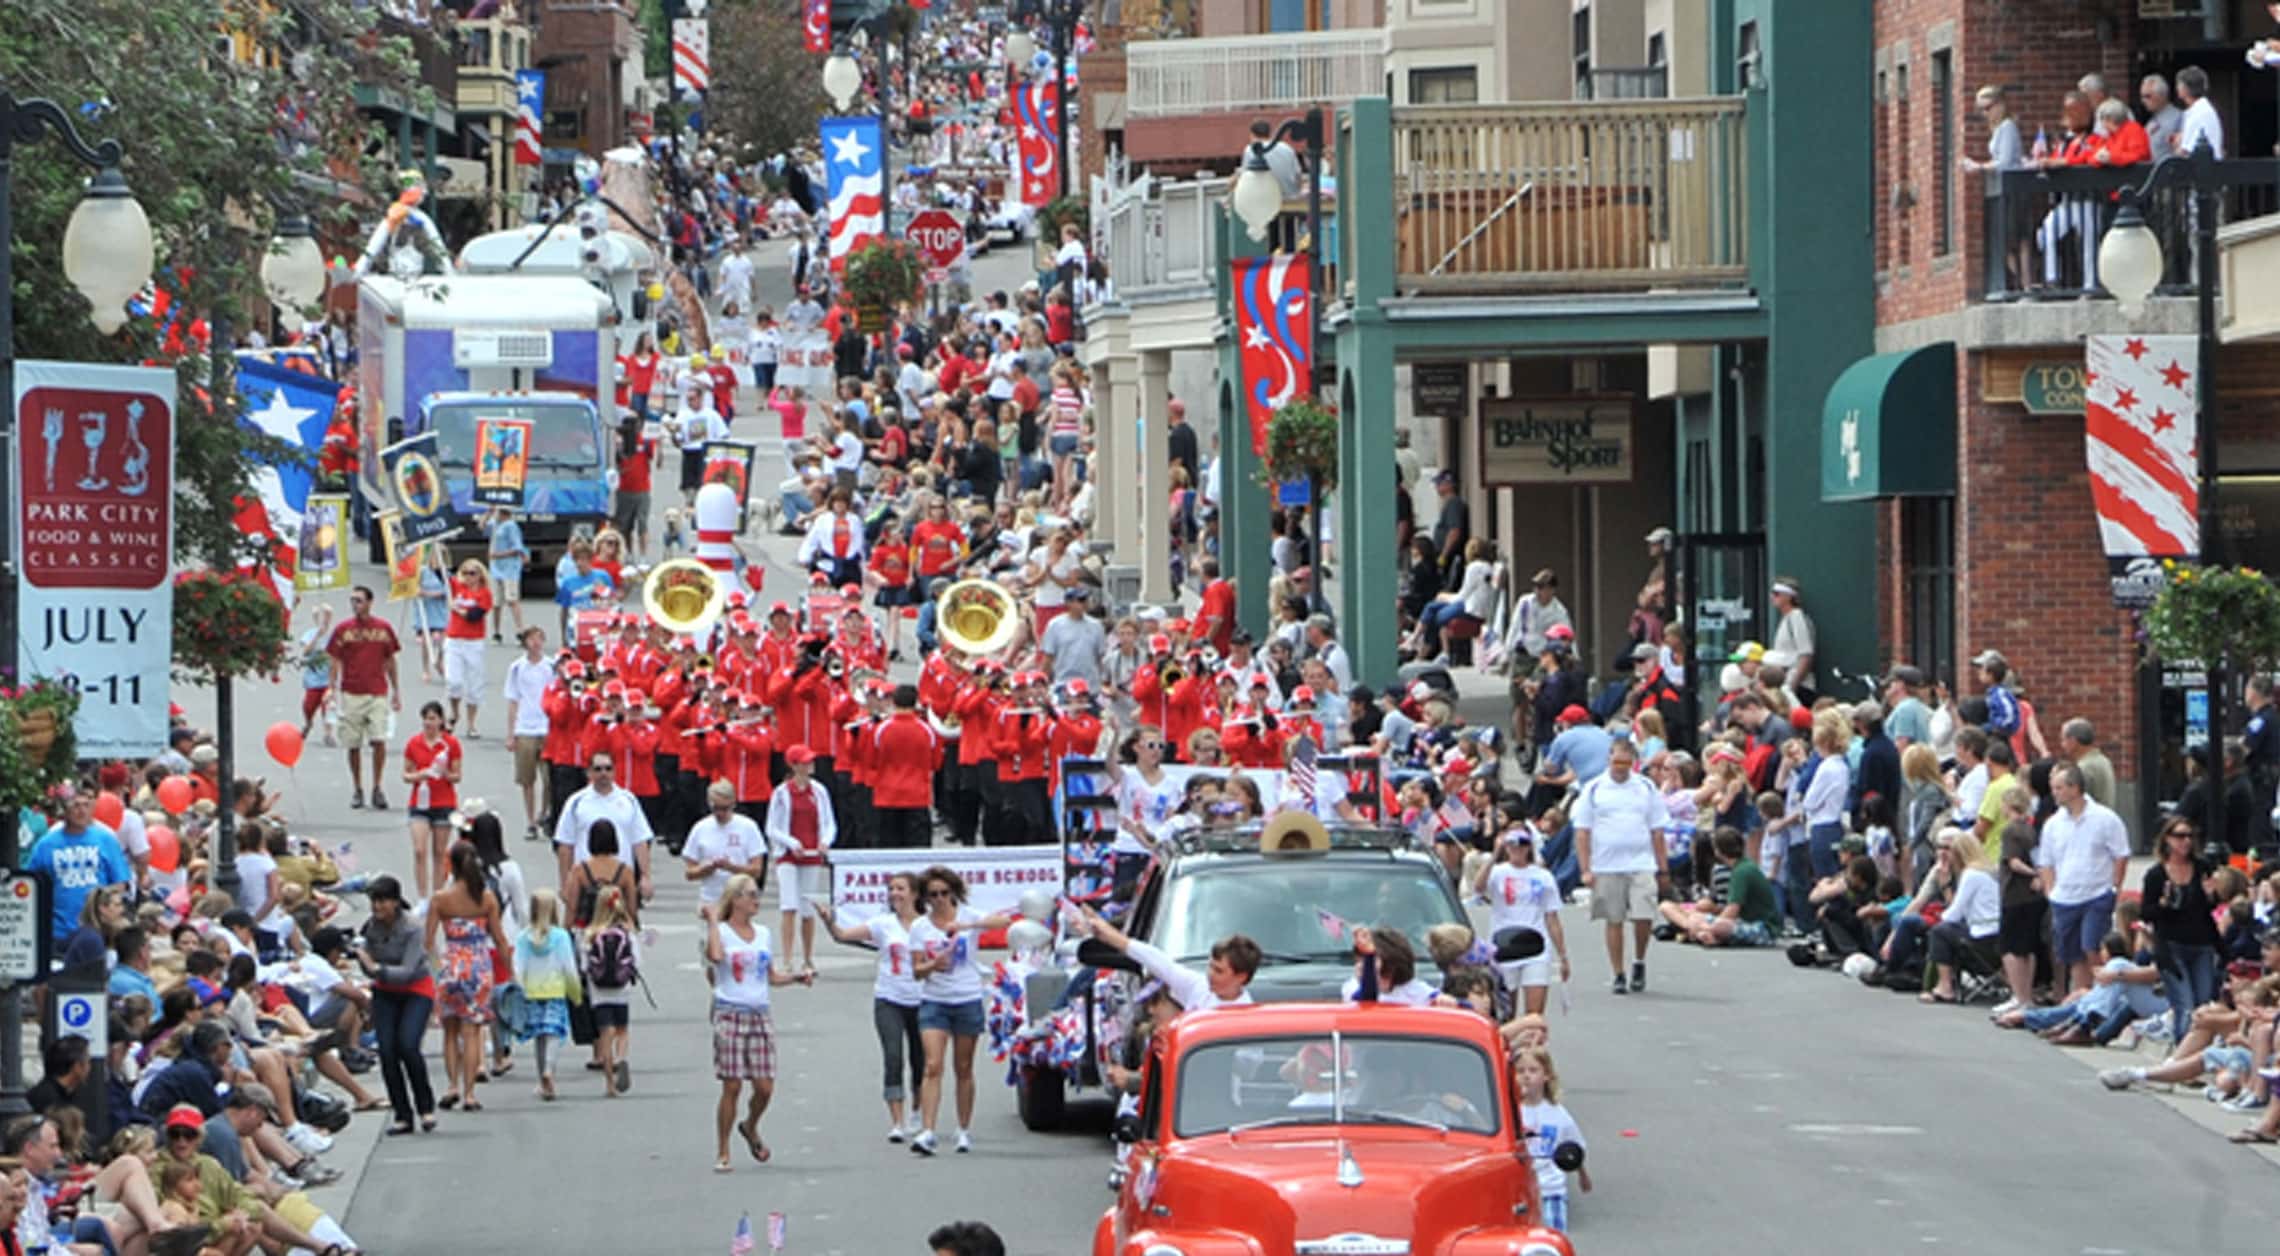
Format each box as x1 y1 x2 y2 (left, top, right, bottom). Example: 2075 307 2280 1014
1126 29 1383 119
1391 97 1748 294
1101 176 1231 301
1577 66 1668 100
1979 160 2280 300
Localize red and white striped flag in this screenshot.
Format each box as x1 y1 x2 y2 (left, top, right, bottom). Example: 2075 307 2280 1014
1289 734 1319 809
2083 334 2199 561
765 1212 786 1253
514 70 545 166
673 19 709 95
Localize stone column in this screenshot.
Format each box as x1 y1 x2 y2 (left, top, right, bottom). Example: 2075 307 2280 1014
1137 349 1174 605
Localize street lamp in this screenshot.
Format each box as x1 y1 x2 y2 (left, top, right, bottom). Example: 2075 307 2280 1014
261 212 327 318
823 49 864 111
1005 28 1036 70
2098 140 2231 856
0 89 153 1119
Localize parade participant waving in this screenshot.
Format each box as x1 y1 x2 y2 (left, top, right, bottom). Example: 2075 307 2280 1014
402 701 464 901
444 559 493 737
704 874 815 1172
765 747 837 976
908 867 1016 1157
817 873 926 1142
1112 728 1181 897
1079 906 1260 1011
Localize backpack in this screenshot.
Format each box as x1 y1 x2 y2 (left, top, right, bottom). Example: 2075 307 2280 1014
586 925 638 989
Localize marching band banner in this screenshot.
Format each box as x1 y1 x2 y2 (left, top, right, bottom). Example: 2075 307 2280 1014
1231 255 1314 456
776 329 835 396
830 845 1065 930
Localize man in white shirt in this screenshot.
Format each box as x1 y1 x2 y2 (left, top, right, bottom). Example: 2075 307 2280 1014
502 627 555 841
716 248 754 313
1572 739 1670 995
896 346 932 417
2173 64 2224 158
666 377 728 508
1952 727 1991 825
1080 907 1259 1011
1769 576 1818 700
2037 762 2133 996
1512 569 1573 660
553 751 655 898
683 780 769 912
1303 615 1352 693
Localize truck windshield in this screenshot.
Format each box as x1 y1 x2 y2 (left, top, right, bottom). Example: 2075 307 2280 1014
1155 864 1463 967
1173 1034 1499 1138
427 403 603 472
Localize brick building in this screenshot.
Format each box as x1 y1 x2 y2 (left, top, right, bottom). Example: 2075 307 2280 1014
1862 0 2280 835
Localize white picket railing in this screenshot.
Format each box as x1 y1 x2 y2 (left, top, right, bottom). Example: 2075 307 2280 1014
1126 29 1384 119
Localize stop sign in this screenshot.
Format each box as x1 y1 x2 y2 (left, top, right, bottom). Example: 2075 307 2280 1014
905 210 967 271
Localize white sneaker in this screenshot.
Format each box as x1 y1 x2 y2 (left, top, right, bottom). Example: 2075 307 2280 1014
285 1122 333 1156
888 1125 907 1144
2099 1068 2139 1091
954 1129 972 1154
910 1129 937 1156
1988 998 2021 1018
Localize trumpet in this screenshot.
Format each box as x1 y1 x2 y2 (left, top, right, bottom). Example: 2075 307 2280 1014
826 654 846 679
1159 663 1186 689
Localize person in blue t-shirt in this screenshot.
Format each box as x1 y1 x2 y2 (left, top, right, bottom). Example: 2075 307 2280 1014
25 787 132 944
1535 706 1613 801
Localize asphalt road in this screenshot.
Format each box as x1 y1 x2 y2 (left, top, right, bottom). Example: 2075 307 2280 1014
179 236 2280 1253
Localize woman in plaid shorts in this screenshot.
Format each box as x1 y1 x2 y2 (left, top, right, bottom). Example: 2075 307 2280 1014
705 874 814 1173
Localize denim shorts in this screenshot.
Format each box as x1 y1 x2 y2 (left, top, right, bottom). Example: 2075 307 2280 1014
919 997 985 1037
2207 1044 2255 1076
1049 432 1080 457
2051 891 2116 965
1729 919 1775 947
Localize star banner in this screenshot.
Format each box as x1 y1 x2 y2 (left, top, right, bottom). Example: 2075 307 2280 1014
1231 254 1313 457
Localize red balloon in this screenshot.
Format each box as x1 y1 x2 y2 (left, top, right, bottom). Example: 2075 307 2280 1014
264 721 304 769
155 776 194 815
92 793 125 831
743 565 765 592
146 825 181 874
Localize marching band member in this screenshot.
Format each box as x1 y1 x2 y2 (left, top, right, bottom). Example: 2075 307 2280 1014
721 692 778 851
542 659 594 830
871 684 944 850
1129 635 1175 738
617 690 666 847
991 672 1055 846
947 659 1004 846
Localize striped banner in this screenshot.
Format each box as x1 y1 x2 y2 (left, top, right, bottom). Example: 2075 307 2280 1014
673 18 710 96
513 70 545 166
2083 334 2199 565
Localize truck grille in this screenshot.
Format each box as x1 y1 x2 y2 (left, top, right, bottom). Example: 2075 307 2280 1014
1295 1238 1409 1255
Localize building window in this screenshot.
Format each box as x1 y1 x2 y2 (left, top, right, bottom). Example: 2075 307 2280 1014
1895 61 1912 263
1737 21 1761 89
1902 498 1956 684
1874 68 1888 272
1409 67 1479 105
1573 3 1592 97
1931 49 1954 256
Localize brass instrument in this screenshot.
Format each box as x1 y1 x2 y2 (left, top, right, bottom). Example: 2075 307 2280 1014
1159 663 1186 689
935 578 1020 657
643 559 729 639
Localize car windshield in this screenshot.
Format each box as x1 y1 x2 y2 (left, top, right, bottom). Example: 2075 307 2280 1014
1174 1034 1500 1138
427 403 602 473
1154 863 1462 966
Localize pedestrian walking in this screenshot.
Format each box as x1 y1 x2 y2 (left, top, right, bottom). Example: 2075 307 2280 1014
705 874 814 1172
354 875 437 1135
463 806 531 1078
584 886 642 1097
443 559 493 736
908 865 1015 1157
400 701 464 901
426 842 511 1112
326 585 402 811
684 780 770 918
484 506 529 640
817 874 925 1142
502 627 556 842
295 604 338 749
511 889 583 1101
765 747 836 975
1572 738 1671 995
552 751 656 896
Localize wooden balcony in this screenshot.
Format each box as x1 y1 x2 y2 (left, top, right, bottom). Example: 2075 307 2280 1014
1100 175 1231 304
1389 97 1748 295
1125 29 1383 120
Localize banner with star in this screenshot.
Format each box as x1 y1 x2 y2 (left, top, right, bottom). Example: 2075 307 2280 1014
1011 75 1059 208
822 115 886 264
1232 254 1313 457
2084 333 2198 605
514 70 546 166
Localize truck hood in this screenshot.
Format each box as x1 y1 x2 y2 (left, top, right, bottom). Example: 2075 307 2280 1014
1146 1134 1530 1251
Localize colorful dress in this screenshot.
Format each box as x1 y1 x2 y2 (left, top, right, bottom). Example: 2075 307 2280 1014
437 915 495 1023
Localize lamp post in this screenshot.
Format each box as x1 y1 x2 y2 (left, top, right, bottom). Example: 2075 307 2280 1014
0 89 155 1118
262 211 327 326
824 28 892 215
1232 107 1328 610
2098 138 2228 855
1009 0 1079 200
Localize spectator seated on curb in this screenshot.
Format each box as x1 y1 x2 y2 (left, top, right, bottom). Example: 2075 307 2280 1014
1653 827 1779 948
1993 931 2166 1045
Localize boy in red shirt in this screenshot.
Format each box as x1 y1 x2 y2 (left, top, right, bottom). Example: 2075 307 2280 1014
707 347 739 420
1193 557 1236 656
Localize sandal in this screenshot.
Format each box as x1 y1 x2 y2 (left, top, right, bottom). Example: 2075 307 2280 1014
492 1058 514 1077
2230 1127 2278 1144
384 1122 415 1137
462 1099 485 1112
438 1095 460 1111
1919 990 1958 1005
355 1098 389 1112
739 1119 770 1164
419 1116 438 1133
714 1158 734 1174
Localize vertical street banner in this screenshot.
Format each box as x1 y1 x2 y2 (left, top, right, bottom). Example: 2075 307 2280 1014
377 511 421 602
234 356 344 611
1231 254 1314 456
822 115 886 265
2083 334 2199 607
701 439 759 516
294 494 352 592
803 0 831 54
379 431 458 545
1012 76 1060 207
515 70 546 166
672 19 710 97
12 360 176 756
472 417 532 507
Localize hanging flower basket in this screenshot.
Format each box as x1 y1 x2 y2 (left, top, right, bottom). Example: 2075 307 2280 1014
2144 561 2280 673
1260 398 1341 495
843 238 927 316
173 570 292 684
0 679 80 816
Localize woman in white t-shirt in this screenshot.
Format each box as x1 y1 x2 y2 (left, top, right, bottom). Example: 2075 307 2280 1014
704 874 814 1173
1480 830 1570 1015
906 865 1015 1157
818 872 926 1143
1114 730 1182 896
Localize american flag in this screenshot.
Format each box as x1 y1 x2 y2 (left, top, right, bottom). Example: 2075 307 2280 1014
2083 334 2199 560
672 19 710 96
766 1211 787 1253
1289 734 1319 809
514 71 545 167
234 357 341 611
822 116 885 264
1316 908 1346 941
730 1212 753 1255
1011 75 1058 207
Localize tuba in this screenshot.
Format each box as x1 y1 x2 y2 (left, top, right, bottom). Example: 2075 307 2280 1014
644 558 729 639
935 578 1020 657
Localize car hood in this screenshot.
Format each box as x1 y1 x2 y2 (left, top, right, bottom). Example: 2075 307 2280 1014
1146 1134 1528 1249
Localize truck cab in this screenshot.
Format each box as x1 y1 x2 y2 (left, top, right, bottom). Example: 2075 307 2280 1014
415 391 610 556
1097 1002 1578 1256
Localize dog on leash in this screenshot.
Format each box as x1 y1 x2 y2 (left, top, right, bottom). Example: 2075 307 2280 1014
660 507 689 557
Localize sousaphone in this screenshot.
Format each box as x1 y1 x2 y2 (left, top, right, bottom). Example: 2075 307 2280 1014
935 578 1020 657
643 558 730 639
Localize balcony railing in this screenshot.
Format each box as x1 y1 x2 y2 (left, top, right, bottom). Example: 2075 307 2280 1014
456 17 530 77
1577 66 1668 100
1390 97 1748 294
1126 29 1383 119
1101 176 1230 303
1979 160 2280 301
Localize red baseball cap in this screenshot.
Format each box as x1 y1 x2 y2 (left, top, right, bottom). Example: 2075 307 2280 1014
163 1105 204 1134
1556 704 1590 725
1546 624 1575 642
786 745 818 766
770 601 793 617
1065 679 1091 696
1292 685 1315 703
1789 706 1814 732
1147 634 1172 654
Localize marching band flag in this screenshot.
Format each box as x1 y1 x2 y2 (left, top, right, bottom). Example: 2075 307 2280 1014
514 70 545 166
1011 75 1059 207
803 0 831 54
673 19 710 96
1231 254 1314 456
2083 334 2199 564
822 115 886 264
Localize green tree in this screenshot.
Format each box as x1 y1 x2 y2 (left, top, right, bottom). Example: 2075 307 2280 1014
0 0 408 566
707 0 831 162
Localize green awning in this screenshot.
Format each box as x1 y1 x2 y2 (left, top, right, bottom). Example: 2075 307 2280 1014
1821 343 1956 502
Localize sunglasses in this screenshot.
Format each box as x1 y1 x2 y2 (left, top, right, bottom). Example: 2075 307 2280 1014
590 763 615 773
926 888 954 899
166 1128 200 1141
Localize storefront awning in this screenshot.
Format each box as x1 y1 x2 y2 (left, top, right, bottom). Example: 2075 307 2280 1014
1821 342 1956 502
